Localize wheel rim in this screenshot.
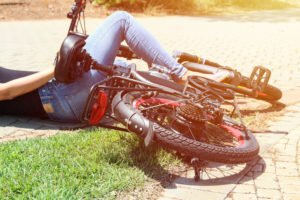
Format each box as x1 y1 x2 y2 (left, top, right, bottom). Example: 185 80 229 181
187 76 234 100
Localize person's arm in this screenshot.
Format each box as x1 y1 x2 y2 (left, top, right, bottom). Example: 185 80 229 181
0 68 54 101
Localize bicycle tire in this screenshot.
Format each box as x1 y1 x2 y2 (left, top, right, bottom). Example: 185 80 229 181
239 77 282 101
189 76 282 101
112 91 259 164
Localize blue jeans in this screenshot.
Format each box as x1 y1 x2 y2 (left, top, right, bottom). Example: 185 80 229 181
39 11 186 122
84 11 186 77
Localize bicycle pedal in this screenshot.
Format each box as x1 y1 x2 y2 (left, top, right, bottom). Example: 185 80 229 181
249 66 271 92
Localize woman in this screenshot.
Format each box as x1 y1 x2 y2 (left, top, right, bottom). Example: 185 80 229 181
0 11 187 123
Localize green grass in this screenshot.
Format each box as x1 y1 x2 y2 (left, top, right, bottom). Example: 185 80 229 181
0 129 179 199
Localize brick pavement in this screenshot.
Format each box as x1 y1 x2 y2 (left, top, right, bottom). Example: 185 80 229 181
0 8 300 200
159 103 300 200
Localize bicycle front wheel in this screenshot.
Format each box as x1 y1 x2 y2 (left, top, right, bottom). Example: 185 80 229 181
239 77 282 101
112 91 259 164
188 76 282 101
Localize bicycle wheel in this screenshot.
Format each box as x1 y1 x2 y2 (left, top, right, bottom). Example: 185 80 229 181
112 91 259 164
239 77 282 101
189 76 282 101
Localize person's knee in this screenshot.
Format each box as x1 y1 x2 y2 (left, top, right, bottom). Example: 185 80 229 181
110 11 132 22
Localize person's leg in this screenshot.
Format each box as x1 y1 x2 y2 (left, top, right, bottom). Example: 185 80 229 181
0 90 48 118
0 66 36 83
0 66 48 118
84 11 186 78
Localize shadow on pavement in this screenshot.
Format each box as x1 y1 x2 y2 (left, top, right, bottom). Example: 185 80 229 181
166 156 265 188
240 101 286 115
0 115 85 134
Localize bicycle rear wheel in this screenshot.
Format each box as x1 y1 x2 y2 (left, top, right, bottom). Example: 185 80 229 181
112 91 259 164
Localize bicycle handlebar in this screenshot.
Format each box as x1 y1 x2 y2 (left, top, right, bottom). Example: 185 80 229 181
92 62 114 74
75 0 86 6
176 51 226 69
68 0 87 33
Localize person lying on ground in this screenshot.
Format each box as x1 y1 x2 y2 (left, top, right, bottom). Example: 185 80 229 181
0 11 187 123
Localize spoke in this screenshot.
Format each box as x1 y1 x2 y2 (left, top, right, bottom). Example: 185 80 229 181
139 98 188 112
138 96 239 148
82 11 86 35
79 13 86 34
216 167 227 176
187 125 197 141
169 115 176 128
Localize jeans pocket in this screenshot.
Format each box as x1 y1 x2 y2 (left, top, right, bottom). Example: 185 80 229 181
40 95 55 114
40 95 78 123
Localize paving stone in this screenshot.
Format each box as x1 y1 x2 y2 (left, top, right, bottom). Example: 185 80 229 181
254 172 277 182
275 162 298 170
276 151 298 158
280 184 300 194
257 158 274 167
0 116 17 126
257 199 273 200
158 197 180 200
283 194 300 200
232 184 256 194
277 176 300 186
263 165 276 173
6 121 43 133
0 126 18 136
161 186 226 200
275 155 297 162
254 179 280 190
230 193 258 200
14 116 31 122
173 177 236 194
256 188 282 199
250 164 265 173
262 151 276 159
185 162 251 181
268 124 294 133
239 176 255 185
276 168 299 177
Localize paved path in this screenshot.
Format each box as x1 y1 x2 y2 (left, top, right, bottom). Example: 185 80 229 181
160 103 300 200
0 8 300 199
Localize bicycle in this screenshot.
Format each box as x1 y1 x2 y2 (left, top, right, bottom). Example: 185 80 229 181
54 0 260 180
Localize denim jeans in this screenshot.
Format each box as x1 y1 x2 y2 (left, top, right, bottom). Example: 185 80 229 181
39 11 186 122
84 11 186 77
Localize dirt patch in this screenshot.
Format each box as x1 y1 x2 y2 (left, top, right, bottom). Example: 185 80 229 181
229 97 286 131
0 0 108 21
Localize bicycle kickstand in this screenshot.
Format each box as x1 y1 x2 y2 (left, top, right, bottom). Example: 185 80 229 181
191 157 206 182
